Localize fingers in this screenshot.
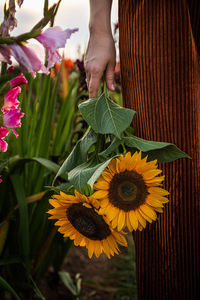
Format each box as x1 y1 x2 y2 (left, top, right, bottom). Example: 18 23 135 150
86 64 115 98
105 62 115 92
87 67 103 98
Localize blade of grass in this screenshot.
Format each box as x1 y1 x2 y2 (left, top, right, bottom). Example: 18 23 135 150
0 276 21 300
10 173 30 272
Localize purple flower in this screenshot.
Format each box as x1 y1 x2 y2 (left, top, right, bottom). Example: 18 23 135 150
3 108 24 128
10 44 47 76
0 45 12 64
2 87 21 110
36 26 78 68
0 127 9 152
10 73 27 88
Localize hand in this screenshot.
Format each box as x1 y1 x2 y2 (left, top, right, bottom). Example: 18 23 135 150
84 32 116 98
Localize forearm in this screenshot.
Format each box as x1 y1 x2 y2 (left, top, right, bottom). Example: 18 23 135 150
89 0 113 35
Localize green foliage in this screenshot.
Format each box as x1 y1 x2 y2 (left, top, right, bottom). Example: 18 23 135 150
0 276 21 300
123 136 190 163
0 64 82 297
59 272 82 299
79 93 136 139
55 89 189 195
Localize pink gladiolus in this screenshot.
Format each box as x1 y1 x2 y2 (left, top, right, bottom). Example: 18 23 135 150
0 175 2 183
36 26 78 68
10 44 47 76
10 73 27 88
0 127 9 152
3 108 24 128
11 128 19 138
2 87 21 110
8 66 14 74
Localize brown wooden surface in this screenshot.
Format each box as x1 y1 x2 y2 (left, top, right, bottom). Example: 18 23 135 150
119 1 200 299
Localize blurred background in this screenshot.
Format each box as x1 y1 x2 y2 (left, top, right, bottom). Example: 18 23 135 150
0 0 118 59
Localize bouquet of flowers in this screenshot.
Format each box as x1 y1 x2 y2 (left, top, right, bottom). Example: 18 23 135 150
48 82 189 259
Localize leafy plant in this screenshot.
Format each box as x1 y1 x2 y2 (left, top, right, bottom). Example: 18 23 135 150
0 65 83 298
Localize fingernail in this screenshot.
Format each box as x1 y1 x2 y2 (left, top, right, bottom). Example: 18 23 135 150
111 84 115 90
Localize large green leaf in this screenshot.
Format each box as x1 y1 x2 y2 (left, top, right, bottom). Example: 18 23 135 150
123 136 190 163
68 161 97 192
68 158 113 192
87 158 114 188
53 129 97 183
79 94 136 139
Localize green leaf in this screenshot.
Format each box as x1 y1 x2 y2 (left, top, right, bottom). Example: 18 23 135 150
87 158 114 188
53 129 97 183
59 272 78 296
123 136 190 163
10 174 30 271
32 157 60 173
68 161 97 192
79 94 136 139
68 158 114 192
98 138 121 158
1 156 60 174
0 276 21 300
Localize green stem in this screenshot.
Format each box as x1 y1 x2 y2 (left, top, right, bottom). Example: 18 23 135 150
103 79 108 97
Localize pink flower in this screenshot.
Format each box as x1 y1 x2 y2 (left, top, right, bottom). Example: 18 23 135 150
11 128 19 138
10 44 47 76
3 108 24 128
2 87 21 110
8 66 14 74
0 175 2 183
36 26 78 68
0 127 9 152
10 73 27 88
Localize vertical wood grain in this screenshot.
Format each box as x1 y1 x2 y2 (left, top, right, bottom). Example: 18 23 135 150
119 0 200 299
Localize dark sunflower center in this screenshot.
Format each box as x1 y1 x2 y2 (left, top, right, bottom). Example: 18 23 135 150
118 181 137 201
67 203 111 240
109 170 148 211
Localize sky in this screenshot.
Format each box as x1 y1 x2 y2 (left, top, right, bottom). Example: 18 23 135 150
0 0 118 59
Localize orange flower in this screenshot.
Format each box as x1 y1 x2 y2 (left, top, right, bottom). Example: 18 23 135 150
63 58 74 71
55 63 60 72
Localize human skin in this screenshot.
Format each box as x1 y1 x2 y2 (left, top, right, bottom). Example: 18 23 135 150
85 0 115 98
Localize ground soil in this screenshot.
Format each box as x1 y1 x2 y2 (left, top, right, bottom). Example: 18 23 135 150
5 236 134 300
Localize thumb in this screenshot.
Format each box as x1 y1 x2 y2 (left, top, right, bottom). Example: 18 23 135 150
105 62 115 91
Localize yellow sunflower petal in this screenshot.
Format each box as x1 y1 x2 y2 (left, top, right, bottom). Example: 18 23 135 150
117 210 126 231
129 210 138 231
126 212 133 231
92 190 109 199
148 187 170 196
135 210 146 228
94 180 109 190
137 222 143 231
139 204 157 221
102 170 113 182
108 159 118 174
146 196 164 208
104 205 118 221
142 169 163 181
154 207 164 213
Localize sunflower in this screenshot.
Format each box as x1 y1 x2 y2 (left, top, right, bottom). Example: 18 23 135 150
47 190 127 258
93 151 169 232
